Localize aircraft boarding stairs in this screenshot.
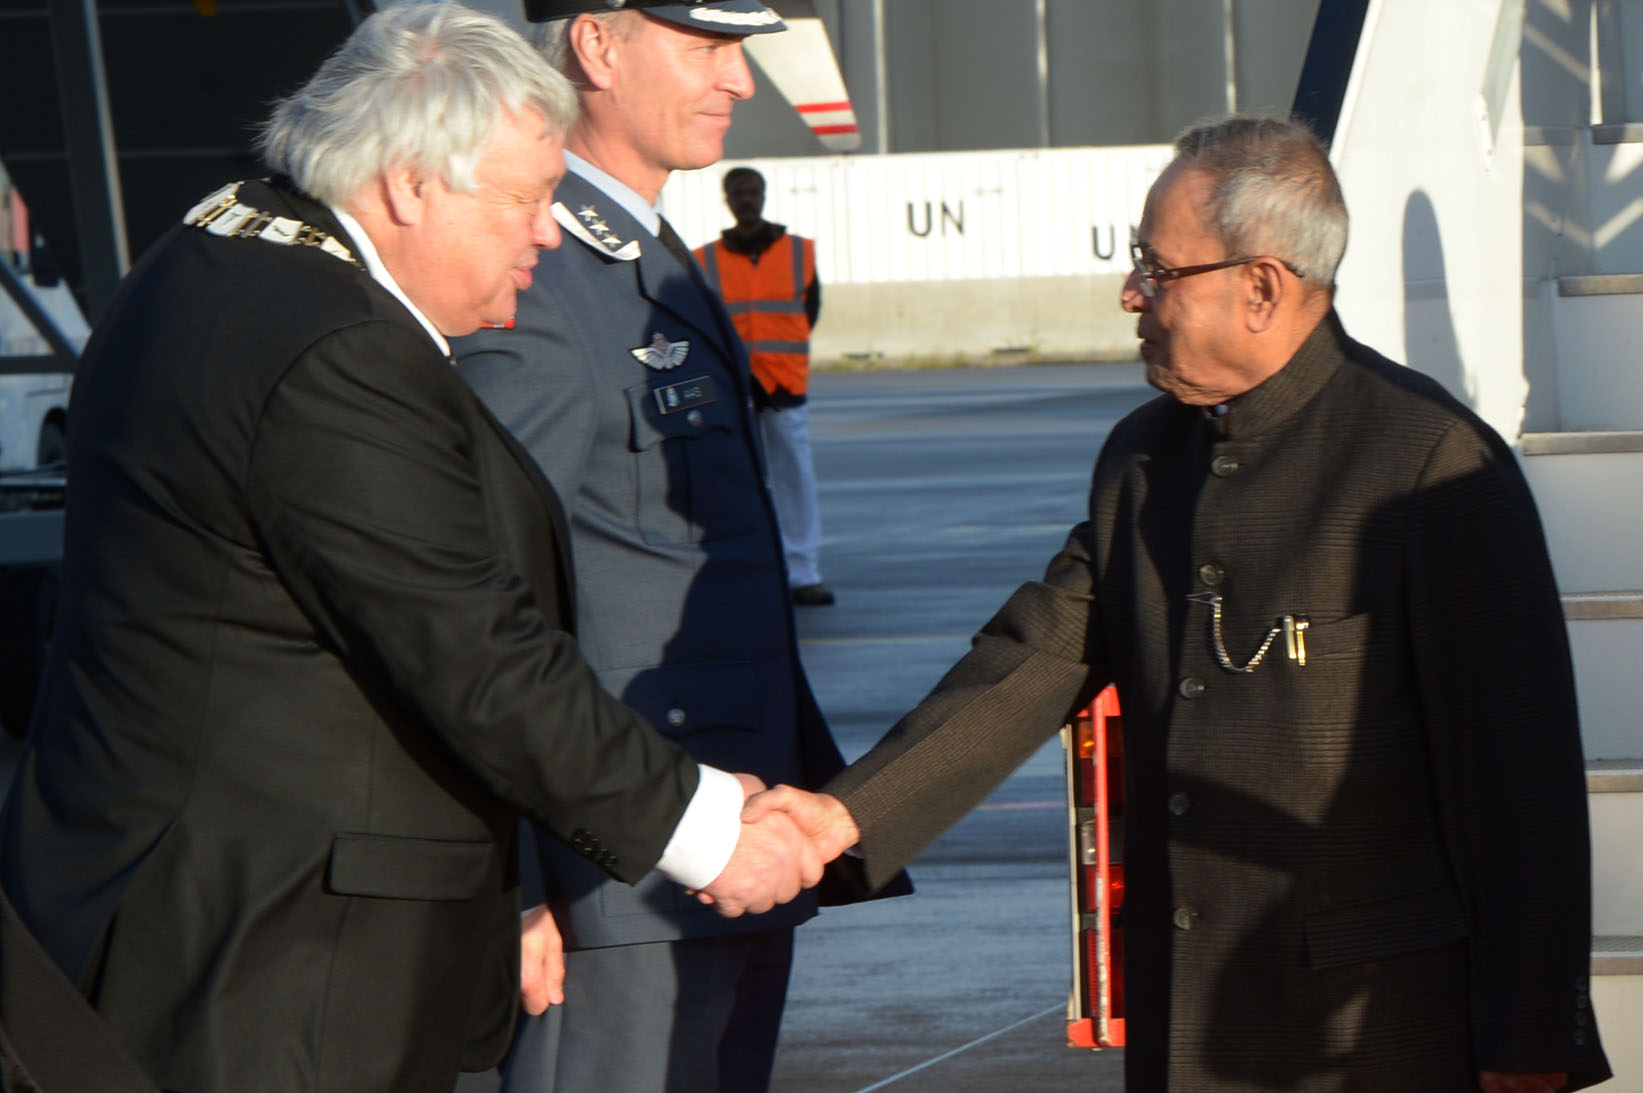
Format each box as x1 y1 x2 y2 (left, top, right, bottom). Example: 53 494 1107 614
1517 16 1643 1083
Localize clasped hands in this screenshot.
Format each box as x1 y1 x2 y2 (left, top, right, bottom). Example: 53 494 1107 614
686 775 859 916
518 777 855 1014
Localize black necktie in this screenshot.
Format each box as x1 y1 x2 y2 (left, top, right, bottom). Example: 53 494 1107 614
654 216 764 402
655 216 701 277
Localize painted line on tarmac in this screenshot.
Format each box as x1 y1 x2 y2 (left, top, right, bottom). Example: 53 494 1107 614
851 1003 1065 1092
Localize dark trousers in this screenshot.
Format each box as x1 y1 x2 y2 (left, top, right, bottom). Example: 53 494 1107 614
498 929 794 1093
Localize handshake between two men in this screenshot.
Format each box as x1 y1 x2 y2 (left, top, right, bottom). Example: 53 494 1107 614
519 780 855 1015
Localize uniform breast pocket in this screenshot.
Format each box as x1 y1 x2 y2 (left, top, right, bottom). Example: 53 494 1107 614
625 378 762 545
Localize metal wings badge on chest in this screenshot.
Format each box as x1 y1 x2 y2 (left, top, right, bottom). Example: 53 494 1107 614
632 331 690 371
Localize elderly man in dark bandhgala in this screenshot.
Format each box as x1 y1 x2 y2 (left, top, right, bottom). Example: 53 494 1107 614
749 116 1612 1093
0 7 820 1091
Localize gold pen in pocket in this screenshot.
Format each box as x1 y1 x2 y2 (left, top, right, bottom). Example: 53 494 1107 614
1282 615 1309 666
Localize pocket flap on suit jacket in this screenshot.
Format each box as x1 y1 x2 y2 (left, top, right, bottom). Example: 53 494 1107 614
327 834 495 901
1303 883 1470 968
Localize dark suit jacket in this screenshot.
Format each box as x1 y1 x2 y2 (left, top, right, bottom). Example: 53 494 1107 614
0 181 697 1092
456 171 905 950
828 314 1611 1090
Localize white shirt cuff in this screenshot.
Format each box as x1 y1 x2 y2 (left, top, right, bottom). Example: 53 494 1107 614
653 764 743 890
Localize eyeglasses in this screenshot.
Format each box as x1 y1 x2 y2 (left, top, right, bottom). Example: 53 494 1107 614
1129 238 1303 299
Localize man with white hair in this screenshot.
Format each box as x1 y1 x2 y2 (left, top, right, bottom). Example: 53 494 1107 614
749 116 1612 1092
0 7 817 1091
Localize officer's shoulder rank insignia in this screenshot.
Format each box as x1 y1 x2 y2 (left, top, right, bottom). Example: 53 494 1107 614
553 201 641 261
631 332 689 371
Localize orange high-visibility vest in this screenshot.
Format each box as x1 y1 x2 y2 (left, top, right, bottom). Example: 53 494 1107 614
695 233 814 398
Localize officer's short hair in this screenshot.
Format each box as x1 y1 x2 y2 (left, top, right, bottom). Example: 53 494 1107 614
259 3 578 207
1173 115 1348 289
533 11 639 87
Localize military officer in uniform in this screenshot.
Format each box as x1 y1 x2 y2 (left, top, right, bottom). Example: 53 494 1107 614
453 2 907 1090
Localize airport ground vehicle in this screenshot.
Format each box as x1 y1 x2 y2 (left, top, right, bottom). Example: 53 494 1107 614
0 374 69 473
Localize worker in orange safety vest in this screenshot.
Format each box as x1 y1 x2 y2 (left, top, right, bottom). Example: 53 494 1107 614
696 166 832 606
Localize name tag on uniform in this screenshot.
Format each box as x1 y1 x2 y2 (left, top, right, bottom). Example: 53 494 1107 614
654 376 717 415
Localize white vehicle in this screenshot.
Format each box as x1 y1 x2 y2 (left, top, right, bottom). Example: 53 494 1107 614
0 372 69 472
0 263 83 472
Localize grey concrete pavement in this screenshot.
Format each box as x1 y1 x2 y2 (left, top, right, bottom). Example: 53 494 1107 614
768 362 1149 1092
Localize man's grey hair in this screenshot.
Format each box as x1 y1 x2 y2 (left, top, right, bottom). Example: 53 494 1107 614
532 11 637 87
1172 115 1348 288
259 3 578 206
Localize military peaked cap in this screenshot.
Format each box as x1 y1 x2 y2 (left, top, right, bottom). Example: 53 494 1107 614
523 0 786 35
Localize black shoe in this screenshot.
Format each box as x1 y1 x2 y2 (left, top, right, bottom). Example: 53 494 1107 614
792 583 836 606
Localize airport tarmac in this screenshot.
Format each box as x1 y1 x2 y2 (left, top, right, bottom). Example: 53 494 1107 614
1 360 1154 1091
760 362 1148 1092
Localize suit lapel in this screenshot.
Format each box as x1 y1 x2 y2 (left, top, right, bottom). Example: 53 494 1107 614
470 395 579 632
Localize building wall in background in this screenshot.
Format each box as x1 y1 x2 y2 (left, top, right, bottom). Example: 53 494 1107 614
665 145 1173 362
723 0 1321 160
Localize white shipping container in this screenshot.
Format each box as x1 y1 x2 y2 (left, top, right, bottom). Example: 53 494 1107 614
664 145 1174 286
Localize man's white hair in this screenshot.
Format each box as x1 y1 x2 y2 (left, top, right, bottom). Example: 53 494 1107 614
259 3 579 206
1173 115 1349 289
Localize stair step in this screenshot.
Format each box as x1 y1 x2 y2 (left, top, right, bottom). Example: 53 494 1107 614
1548 291 1643 430
1594 935 1643 975
1519 447 1643 591
1590 775 1643 936
1523 430 1643 455
1566 616 1643 762
1560 273 1643 295
1589 760 1643 792
1583 136 1643 275
1593 122 1643 145
1591 962 1643 1092
1565 592 1643 620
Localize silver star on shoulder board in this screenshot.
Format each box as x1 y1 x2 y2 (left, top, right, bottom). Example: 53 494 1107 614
631 332 689 370
578 205 600 221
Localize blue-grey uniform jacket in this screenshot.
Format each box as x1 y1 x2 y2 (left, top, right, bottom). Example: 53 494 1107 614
455 170 902 948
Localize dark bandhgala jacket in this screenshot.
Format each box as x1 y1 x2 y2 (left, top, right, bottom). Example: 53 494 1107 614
827 314 1612 1091
0 180 696 1093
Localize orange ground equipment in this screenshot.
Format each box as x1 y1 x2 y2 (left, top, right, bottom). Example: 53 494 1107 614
1063 685 1125 1049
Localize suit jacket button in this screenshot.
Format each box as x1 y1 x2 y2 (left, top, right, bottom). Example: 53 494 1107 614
1172 907 1196 930
666 707 687 728
1210 455 1240 477
686 409 704 428
1178 677 1205 699
1168 792 1192 816
1574 1030 1587 1046
1196 562 1224 587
